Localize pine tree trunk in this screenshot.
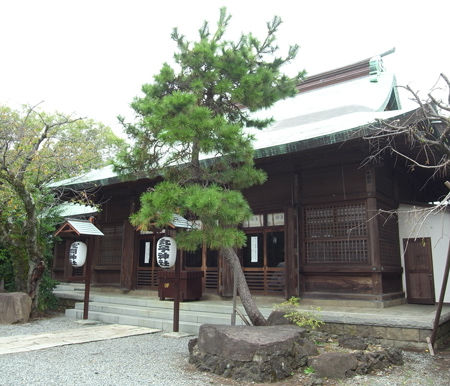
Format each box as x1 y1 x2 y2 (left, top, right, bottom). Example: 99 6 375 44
221 246 267 326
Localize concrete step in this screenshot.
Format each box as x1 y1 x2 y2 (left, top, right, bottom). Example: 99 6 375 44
65 308 201 334
53 290 85 301
55 283 85 291
74 301 245 326
56 288 274 315
56 282 274 334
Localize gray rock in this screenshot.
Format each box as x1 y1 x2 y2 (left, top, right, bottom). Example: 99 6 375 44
309 347 404 379
0 292 32 324
385 347 404 365
339 336 368 350
266 310 292 325
196 324 306 361
190 324 314 382
309 352 359 378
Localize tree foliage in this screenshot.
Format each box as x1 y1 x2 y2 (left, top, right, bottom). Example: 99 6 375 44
117 8 302 325
0 104 124 310
116 7 303 184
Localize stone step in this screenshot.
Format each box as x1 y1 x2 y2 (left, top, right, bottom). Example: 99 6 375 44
54 283 85 291
74 301 246 326
56 289 274 316
65 308 203 334
53 290 85 301
56 283 275 334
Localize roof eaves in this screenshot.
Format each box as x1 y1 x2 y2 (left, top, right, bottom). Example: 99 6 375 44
253 124 372 160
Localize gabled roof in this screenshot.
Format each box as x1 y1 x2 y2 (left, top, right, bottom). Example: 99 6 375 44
55 219 104 236
52 52 405 189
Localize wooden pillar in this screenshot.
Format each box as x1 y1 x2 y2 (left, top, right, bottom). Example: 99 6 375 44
63 239 72 281
366 167 382 298
285 206 299 298
120 220 137 290
83 236 94 319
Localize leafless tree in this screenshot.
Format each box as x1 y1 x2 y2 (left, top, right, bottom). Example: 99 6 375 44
364 74 449 179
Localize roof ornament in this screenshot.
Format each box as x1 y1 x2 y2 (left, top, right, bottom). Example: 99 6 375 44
369 55 385 83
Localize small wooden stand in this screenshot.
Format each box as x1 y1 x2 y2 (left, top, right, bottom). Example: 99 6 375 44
54 218 104 320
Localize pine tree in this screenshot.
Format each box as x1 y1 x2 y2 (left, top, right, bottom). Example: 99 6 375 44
117 8 303 325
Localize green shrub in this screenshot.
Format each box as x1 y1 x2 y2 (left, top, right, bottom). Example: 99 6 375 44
0 248 16 292
37 271 59 311
304 366 315 375
274 296 324 330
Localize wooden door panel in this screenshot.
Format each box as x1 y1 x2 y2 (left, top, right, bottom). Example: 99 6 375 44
404 238 435 304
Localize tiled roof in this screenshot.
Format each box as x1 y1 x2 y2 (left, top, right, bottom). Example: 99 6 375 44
52 55 404 189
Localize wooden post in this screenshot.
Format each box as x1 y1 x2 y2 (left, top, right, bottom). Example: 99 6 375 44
231 263 237 325
83 236 93 320
430 240 450 348
429 181 450 350
173 251 180 332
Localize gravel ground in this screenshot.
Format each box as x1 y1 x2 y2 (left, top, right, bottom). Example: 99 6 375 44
1 314 450 386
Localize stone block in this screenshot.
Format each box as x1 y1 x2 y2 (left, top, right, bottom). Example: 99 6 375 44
419 329 432 342
0 292 32 324
385 327 419 342
371 326 387 338
393 340 425 351
354 325 371 338
190 324 313 382
197 324 306 361
341 324 359 336
323 324 339 334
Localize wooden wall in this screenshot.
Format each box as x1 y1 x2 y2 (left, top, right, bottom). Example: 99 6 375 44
294 150 404 303
52 144 405 303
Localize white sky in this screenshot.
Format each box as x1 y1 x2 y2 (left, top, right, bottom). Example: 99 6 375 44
1 0 449 136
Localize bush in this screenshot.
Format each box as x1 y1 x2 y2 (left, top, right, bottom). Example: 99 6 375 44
37 271 59 311
0 248 16 292
274 297 324 330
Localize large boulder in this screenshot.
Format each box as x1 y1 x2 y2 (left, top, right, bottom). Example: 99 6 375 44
0 292 32 324
189 324 318 382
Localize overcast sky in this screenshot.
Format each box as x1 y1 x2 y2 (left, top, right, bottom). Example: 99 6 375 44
1 0 449 136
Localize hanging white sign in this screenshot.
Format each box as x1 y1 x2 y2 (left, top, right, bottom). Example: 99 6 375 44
144 242 151 264
69 241 87 267
251 236 258 263
156 237 177 268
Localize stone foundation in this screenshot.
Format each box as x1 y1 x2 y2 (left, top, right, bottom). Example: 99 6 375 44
320 320 450 350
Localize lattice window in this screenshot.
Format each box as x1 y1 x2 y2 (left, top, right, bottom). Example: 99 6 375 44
306 239 368 263
304 203 368 264
378 207 401 266
205 269 218 289
99 224 123 266
136 269 159 288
